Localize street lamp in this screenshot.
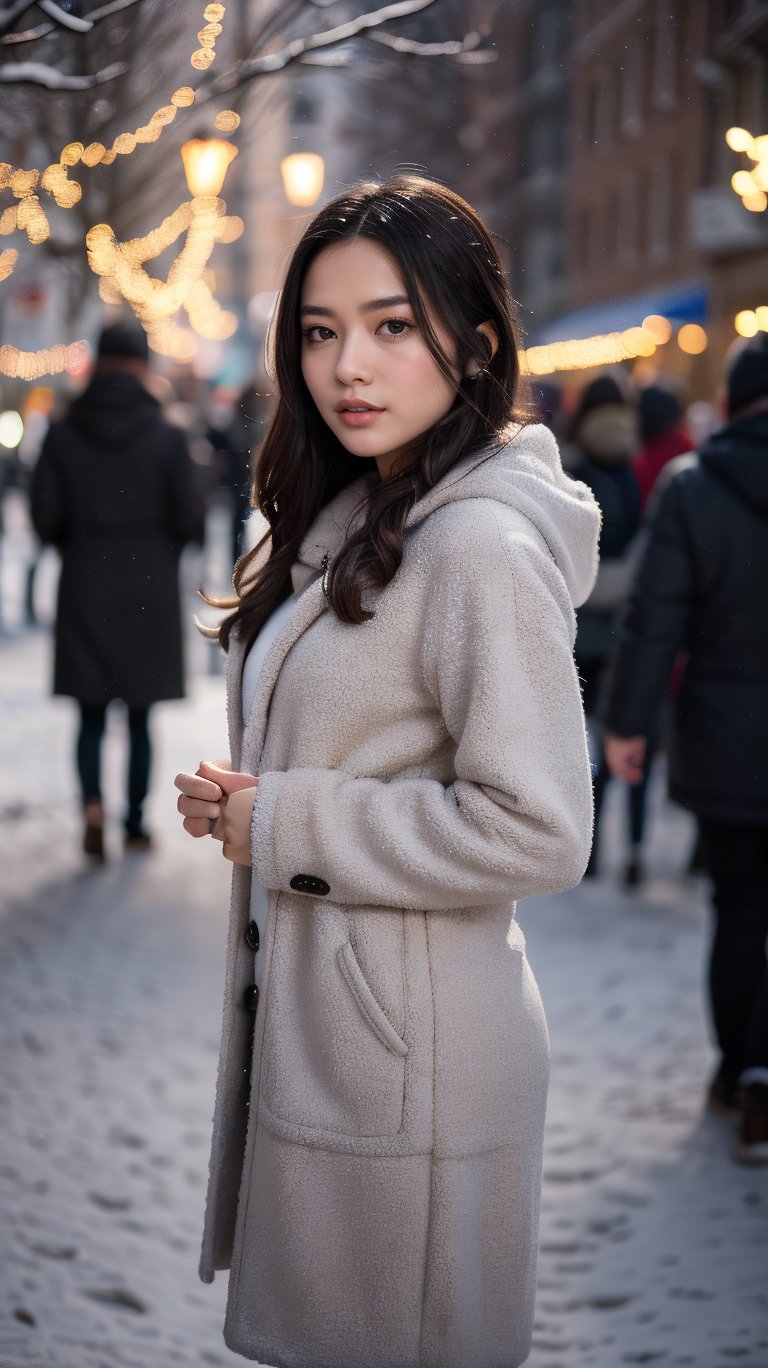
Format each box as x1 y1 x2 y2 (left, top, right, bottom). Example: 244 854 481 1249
280 153 325 208
181 137 238 198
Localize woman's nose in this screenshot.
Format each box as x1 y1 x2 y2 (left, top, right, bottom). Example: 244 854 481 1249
334 331 373 386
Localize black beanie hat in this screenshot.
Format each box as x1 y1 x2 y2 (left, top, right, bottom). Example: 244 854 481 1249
727 332 768 416
639 385 683 442
97 320 149 361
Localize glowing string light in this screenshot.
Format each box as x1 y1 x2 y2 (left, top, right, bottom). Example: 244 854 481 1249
0 248 18 281
0 342 89 381
0 3 235 378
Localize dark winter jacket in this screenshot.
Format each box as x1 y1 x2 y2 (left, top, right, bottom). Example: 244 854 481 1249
602 410 768 823
31 372 205 707
572 404 642 666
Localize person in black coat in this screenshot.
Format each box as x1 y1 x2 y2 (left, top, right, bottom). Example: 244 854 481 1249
603 333 768 1163
569 375 645 884
31 322 205 858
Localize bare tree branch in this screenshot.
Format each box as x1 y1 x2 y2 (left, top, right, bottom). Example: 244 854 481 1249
369 27 482 55
0 58 127 87
199 0 445 98
1 0 145 45
0 0 37 37
38 1 93 31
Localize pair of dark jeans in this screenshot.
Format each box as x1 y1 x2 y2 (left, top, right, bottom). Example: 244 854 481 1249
77 702 151 837
698 820 768 1080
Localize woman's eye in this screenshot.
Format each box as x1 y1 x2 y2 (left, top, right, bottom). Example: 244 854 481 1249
303 325 335 343
379 318 414 338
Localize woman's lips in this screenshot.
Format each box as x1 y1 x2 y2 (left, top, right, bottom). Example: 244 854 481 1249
337 406 384 427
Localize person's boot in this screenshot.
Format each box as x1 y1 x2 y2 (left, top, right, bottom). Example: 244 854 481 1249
82 799 105 862
623 846 644 889
736 1084 768 1164
707 1058 742 1115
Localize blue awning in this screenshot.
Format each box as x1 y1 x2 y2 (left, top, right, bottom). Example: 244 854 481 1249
527 280 710 346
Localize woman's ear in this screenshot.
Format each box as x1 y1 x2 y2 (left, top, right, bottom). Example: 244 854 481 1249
464 321 499 377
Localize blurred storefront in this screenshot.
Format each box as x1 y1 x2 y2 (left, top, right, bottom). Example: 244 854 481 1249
517 0 768 399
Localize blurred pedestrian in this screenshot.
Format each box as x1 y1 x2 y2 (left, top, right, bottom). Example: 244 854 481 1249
174 175 599 1368
633 384 693 511
221 380 273 564
603 332 768 1163
569 374 648 884
31 321 205 859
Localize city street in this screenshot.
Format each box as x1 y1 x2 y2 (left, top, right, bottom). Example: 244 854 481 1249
0 549 767 1368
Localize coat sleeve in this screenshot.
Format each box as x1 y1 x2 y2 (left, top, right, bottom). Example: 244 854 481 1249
249 509 594 911
601 474 694 737
30 430 67 546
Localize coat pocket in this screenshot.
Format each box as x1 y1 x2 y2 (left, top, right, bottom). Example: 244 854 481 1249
259 903 408 1142
337 941 409 1058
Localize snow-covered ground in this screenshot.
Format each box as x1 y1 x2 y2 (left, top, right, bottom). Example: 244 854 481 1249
1 511 766 1368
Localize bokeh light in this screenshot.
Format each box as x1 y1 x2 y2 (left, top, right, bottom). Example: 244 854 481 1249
677 324 708 355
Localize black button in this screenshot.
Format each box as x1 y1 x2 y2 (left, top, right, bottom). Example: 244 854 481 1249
289 874 330 897
243 984 260 1012
245 920 260 952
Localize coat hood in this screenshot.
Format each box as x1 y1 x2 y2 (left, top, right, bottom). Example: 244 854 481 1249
572 404 640 466
65 372 161 452
296 422 601 609
699 411 768 519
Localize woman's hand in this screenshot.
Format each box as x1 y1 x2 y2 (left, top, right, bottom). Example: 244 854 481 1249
210 784 259 866
175 758 258 841
604 734 647 784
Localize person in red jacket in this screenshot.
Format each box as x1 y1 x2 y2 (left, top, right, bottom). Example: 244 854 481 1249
633 385 692 511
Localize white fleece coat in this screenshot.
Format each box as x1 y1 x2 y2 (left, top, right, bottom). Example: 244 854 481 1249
200 422 601 1368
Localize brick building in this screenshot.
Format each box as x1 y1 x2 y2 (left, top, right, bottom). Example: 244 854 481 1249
529 0 768 392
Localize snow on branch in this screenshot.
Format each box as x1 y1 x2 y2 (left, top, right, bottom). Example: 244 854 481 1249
1 0 145 45
38 1 93 31
0 58 127 87
199 0 452 98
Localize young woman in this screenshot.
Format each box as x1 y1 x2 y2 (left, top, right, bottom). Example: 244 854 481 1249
175 175 600 1368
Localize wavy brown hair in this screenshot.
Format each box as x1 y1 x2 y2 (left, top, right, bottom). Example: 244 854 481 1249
208 174 530 650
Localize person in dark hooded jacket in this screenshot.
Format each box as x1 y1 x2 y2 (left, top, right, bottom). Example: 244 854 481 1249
569 374 645 884
603 333 768 1164
31 321 205 858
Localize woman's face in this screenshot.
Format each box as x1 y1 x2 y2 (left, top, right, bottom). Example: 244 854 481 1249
300 238 458 480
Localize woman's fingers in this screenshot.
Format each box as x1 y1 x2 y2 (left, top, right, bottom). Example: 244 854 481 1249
176 792 220 820
174 771 223 801
198 761 258 794
183 815 215 838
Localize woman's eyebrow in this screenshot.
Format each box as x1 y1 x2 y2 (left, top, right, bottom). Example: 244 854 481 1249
299 294 411 318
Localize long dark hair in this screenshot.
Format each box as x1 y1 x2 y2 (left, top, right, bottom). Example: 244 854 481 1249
208 174 529 650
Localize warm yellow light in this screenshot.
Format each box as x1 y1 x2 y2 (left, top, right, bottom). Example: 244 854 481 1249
82 142 106 167
735 310 759 337
732 169 757 196
214 109 241 133
60 142 84 166
677 324 708 355
641 314 672 344
622 326 656 358
755 305 768 331
181 138 237 197
0 410 23 447
742 190 768 212
725 126 755 154
0 248 17 281
0 342 88 381
280 152 325 208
